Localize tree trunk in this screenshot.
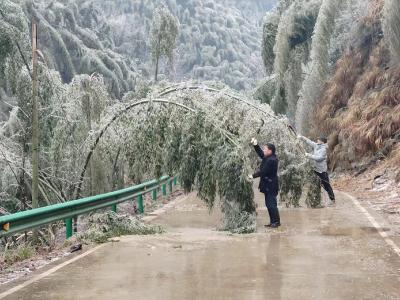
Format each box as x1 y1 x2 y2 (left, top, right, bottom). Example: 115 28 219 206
87 104 94 195
155 54 159 82
154 37 161 82
31 21 39 210
31 21 39 242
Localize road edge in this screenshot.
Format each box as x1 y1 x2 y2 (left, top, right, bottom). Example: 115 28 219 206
342 191 400 257
0 191 189 299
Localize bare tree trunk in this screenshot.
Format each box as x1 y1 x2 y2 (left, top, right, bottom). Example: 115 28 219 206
154 37 161 82
31 21 39 242
20 146 27 210
155 54 159 82
112 148 121 189
88 107 94 196
21 146 28 242
31 21 39 210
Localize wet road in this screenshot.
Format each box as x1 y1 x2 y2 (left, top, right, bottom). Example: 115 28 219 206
1 190 400 299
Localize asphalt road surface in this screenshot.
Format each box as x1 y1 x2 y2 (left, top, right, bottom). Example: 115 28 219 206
1 189 400 300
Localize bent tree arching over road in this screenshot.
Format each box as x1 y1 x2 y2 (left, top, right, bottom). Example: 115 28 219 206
74 82 321 233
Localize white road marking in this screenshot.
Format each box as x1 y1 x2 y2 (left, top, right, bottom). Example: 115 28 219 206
0 244 104 299
142 194 189 223
2 191 398 298
0 191 188 298
344 192 400 257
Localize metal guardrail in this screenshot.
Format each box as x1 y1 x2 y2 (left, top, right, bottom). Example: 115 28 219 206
0 176 178 239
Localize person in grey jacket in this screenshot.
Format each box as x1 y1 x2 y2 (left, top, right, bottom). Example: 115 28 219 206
297 135 335 204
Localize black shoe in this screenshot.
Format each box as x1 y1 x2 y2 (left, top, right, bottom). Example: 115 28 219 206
328 200 336 207
270 223 280 228
264 224 272 228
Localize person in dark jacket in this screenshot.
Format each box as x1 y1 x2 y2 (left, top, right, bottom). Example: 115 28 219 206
248 138 280 228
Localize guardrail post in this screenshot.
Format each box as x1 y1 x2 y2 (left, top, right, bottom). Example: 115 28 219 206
65 218 73 239
169 179 173 193
0 175 175 239
137 194 144 214
73 216 78 234
173 177 177 186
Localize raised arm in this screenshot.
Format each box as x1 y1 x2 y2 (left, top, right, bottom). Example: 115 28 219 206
298 135 317 149
254 144 264 159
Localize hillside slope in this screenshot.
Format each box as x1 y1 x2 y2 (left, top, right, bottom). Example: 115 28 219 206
259 0 399 171
95 0 276 90
311 0 399 170
1 0 276 97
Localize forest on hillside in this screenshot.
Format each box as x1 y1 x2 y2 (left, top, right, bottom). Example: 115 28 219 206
3 0 309 228
1 0 275 100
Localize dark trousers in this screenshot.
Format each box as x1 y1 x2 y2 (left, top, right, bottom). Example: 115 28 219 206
315 171 335 201
264 193 280 224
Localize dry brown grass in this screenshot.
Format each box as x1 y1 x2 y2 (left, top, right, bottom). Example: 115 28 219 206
311 2 399 170
390 145 400 167
312 51 367 136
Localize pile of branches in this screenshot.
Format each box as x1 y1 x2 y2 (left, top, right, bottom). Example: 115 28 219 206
77 212 164 244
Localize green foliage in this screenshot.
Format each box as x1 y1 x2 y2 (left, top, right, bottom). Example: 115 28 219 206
2 244 36 265
40 21 76 83
48 74 110 198
0 0 29 83
119 94 257 228
18 1 139 98
254 76 276 104
80 53 121 98
284 44 309 122
219 211 257 234
262 11 280 75
288 4 319 48
93 82 318 231
328 0 365 64
96 0 270 90
278 157 304 207
262 0 365 135
2 0 277 94
269 0 320 116
1 0 329 236
77 212 165 244
179 112 204 193
150 5 179 81
305 169 322 208
295 0 342 134
215 150 255 214
164 119 183 175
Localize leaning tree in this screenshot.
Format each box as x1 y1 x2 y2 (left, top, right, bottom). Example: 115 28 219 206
68 82 321 233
